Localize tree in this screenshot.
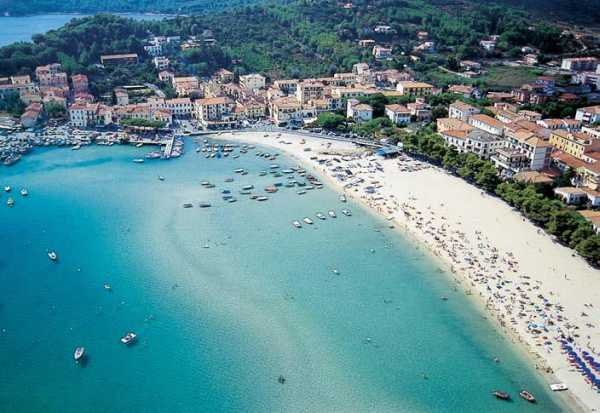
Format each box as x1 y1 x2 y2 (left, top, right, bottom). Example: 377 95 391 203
576 235 600 267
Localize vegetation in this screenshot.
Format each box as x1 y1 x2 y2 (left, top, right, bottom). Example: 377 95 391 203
44 102 67 119
120 118 165 128
400 128 600 267
480 66 543 90
0 91 26 116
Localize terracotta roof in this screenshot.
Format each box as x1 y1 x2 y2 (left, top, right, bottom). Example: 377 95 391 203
470 114 505 130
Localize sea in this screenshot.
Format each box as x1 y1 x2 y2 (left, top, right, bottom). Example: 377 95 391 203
0 13 171 47
0 139 568 412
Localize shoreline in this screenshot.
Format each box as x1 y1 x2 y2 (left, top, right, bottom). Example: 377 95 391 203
208 130 599 413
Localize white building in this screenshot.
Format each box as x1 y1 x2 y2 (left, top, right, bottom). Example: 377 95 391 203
441 129 505 159
468 114 505 136
153 56 170 70
347 99 373 123
561 57 598 72
239 73 266 91
448 101 480 121
385 104 410 125
576 106 600 125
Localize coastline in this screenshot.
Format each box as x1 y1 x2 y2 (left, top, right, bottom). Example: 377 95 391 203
209 130 600 413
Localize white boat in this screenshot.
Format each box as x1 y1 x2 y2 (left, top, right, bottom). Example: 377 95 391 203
339 195 347 202
6 197 14 207
135 143 143 148
71 144 81 150
132 158 145 163
104 283 112 291
303 217 313 225
316 212 326 220
20 188 28 196
158 176 165 181
292 221 302 228
328 210 336 218
342 209 352 216
256 196 269 201
4 186 11 192
549 383 568 392
47 250 58 261
74 347 85 362
120 332 137 345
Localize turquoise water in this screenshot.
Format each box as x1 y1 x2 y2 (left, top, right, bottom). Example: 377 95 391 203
0 13 170 46
0 141 567 412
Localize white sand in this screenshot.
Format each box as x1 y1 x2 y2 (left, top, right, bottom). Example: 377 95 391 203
210 130 600 412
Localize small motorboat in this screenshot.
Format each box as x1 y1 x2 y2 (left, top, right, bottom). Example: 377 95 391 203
120 332 137 345
328 210 336 218
278 375 286 384
339 195 346 202
4 186 11 192
519 390 536 403
256 196 269 201
199 203 212 208
297 190 306 195
6 197 14 207
132 158 145 163
303 217 313 225
316 212 326 220
182 203 193 208
20 188 28 196
104 283 112 291
158 176 165 181
47 250 58 261
341 209 352 216
292 221 302 228
74 347 86 362
492 391 510 401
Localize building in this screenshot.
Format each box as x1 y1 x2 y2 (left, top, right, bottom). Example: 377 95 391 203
215 68 234 84
554 187 588 205
440 128 505 159
448 101 479 121
114 88 129 106
270 97 302 125
69 102 101 128
579 210 600 233
71 74 89 94
347 99 373 123
239 74 266 91
492 129 552 175
153 56 170 70
358 39 376 48
436 118 473 133
165 98 193 118
396 81 433 96
294 81 325 103
537 118 582 131
575 106 600 124
385 104 411 125
372 45 393 60
100 54 139 66
20 102 43 128
480 40 496 51
468 114 505 136
561 57 598 72
172 76 200 97
194 96 236 128
550 130 600 160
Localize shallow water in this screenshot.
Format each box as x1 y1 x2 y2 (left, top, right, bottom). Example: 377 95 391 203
0 142 567 412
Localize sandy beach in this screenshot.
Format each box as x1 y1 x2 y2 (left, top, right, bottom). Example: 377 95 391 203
209 130 600 412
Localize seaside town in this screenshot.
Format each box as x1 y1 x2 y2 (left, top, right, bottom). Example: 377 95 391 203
2 7 600 411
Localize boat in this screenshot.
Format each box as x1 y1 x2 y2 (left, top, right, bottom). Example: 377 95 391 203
132 158 145 163
47 250 58 261
240 190 252 195
120 332 137 345
519 390 536 403
328 210 336 218
303 217 313 225
199 203 212 208
135 142 143 148
339 195 347 202
341 209 352 216
316 212 326 220
158 176 165 181
265 186 278 193
278 375 286 384
4 186 11 192
492 391 510 401
6 197 14 207
225 178 234 183
20 188 28 196
292 221 302 228
104 283 112 291
549 383 568 392
242 185 254 190
71 144 81 150
256 196 269 201
297 190 306 195
74 347 86 362
183 203 194 208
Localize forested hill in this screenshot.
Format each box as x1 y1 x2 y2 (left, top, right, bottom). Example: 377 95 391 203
0 0 260 15
2 0 599 24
